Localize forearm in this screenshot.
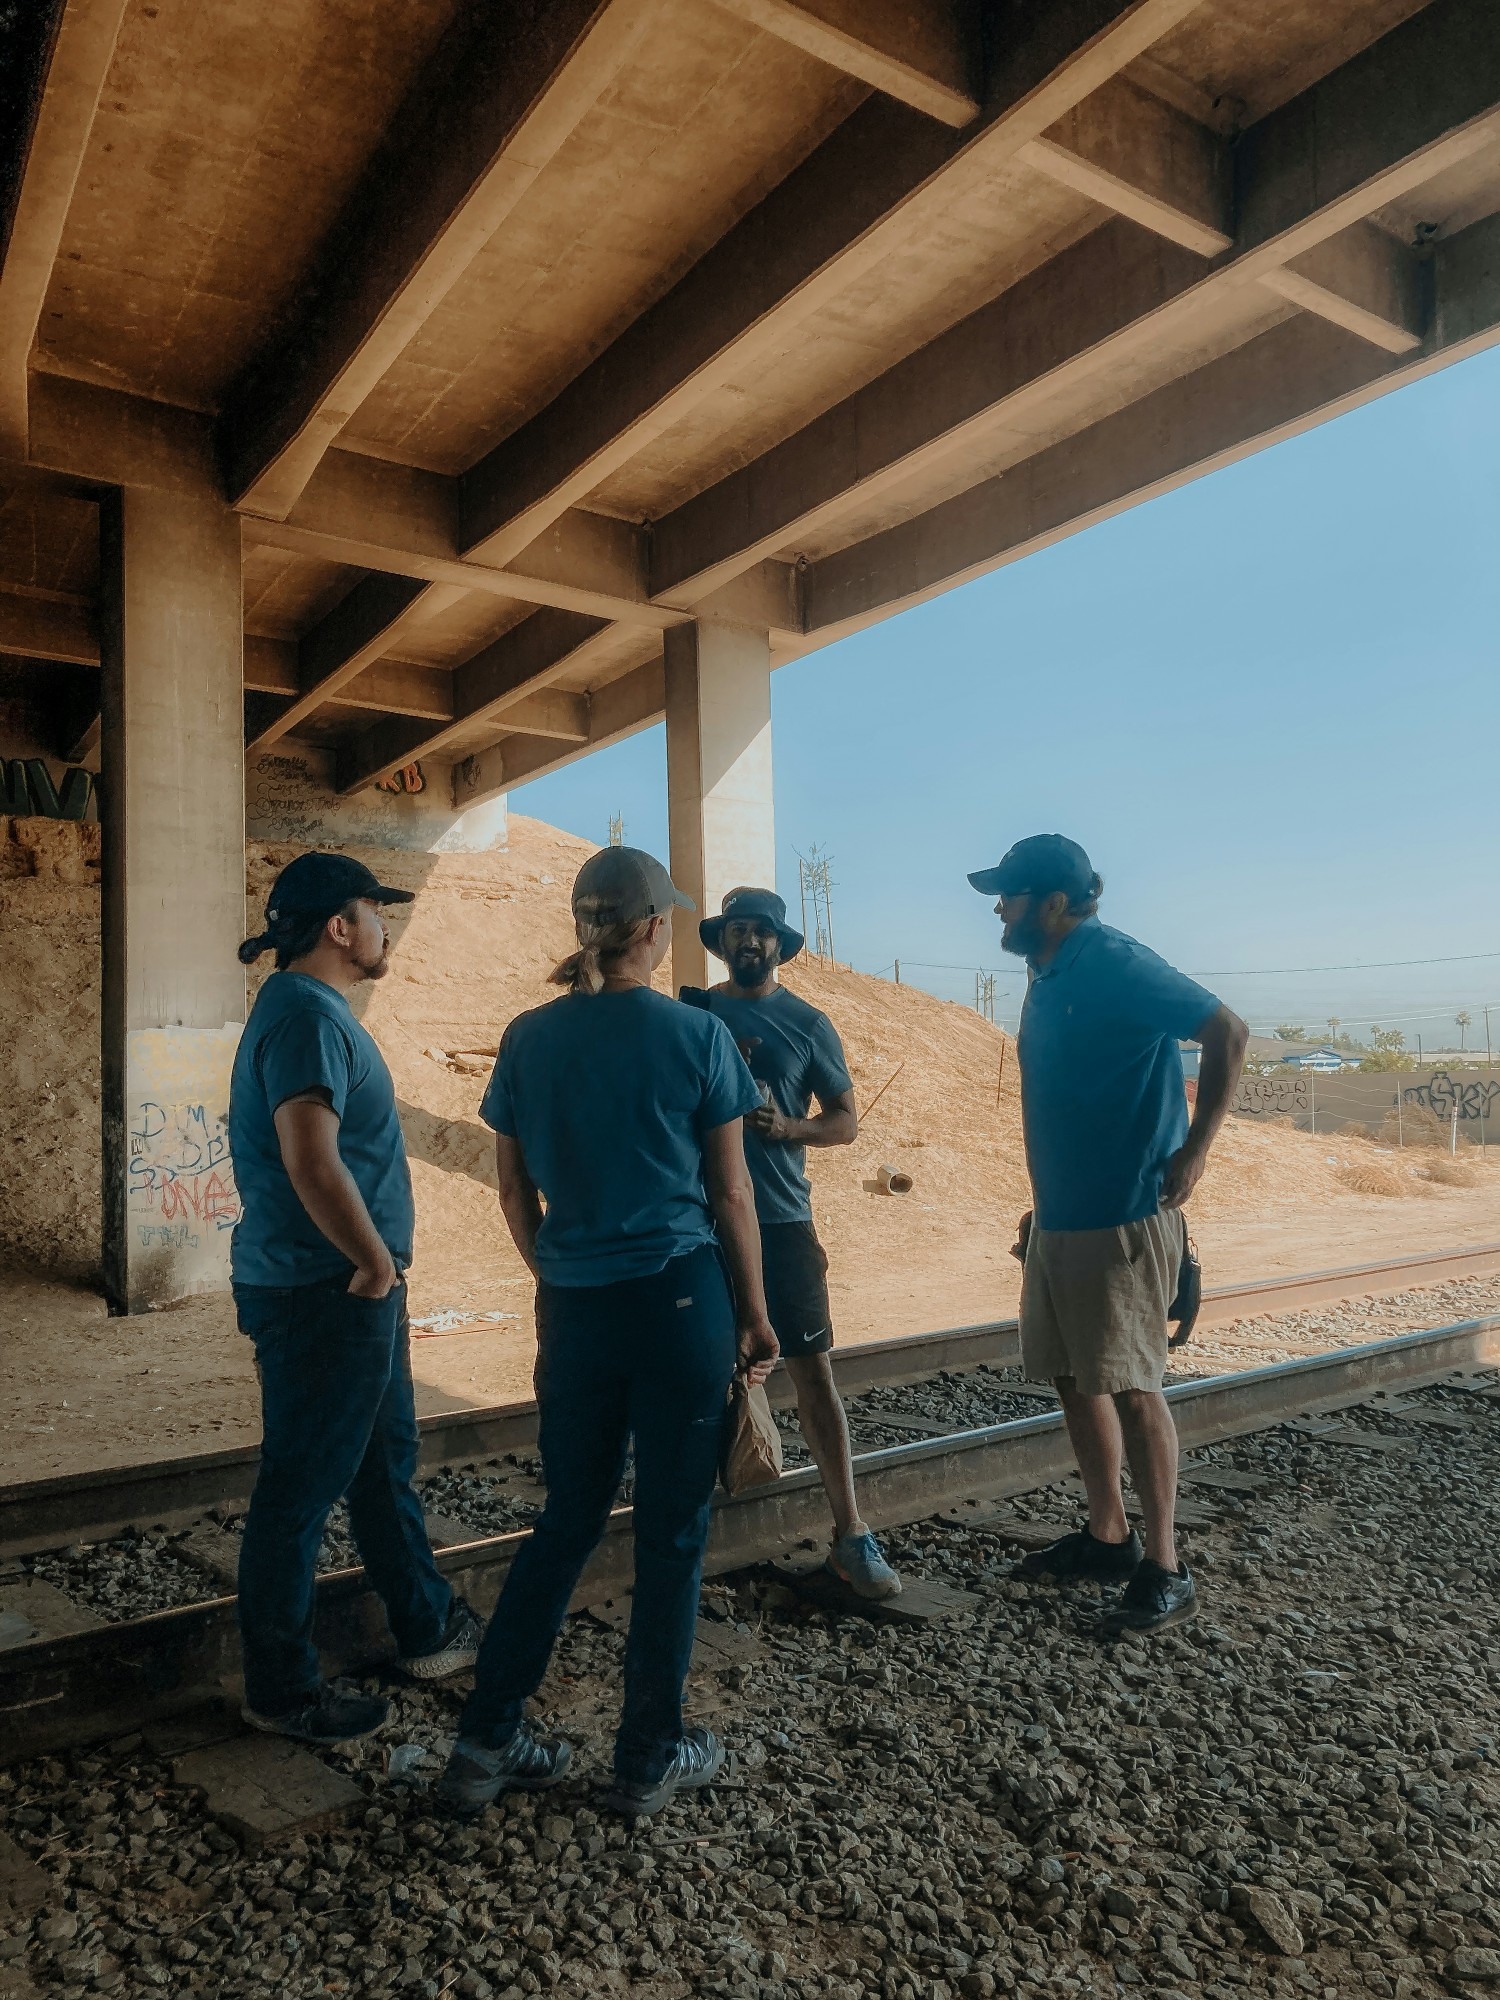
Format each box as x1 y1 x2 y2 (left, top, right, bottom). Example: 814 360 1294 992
285 1156 390 1272
1187 1018 1249 1155
787 1109 857 1147
711 1181 770 1327
498 1182 544 1277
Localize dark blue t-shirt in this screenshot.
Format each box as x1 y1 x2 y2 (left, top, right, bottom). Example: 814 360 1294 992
479 987 760 1287
228 972 415 1286
1018 919 1217 1231
694 987 853 1226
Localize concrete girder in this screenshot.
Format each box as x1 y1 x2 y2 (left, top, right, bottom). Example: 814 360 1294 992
800 209 1500 644
245 574 468 756
456 0 1206 565
1018 75 1231 257
218 0 662 521
709 0 978 128
650 0 1500 604
0 588 95 664
333 608 616 795
1260 222 1426 355
451 656 667 811
0 0 129 457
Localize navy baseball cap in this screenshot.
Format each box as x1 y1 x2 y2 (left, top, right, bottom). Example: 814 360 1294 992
572 846 694 925
266 851 414 924
968 834 1097 900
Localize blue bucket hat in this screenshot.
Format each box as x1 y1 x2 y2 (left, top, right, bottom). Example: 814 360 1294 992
700 886 804 965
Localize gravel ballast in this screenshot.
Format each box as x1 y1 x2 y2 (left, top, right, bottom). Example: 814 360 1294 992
4 1372 1500 2000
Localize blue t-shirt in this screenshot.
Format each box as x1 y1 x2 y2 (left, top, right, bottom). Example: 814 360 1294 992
479 987 761 1287
1017 919 1217 1231
693 987 853 1227
228 972 415 1286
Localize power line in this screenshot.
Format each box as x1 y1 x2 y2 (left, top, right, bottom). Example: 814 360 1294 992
1192 950 1500 976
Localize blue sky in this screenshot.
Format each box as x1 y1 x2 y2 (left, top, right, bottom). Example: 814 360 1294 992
513 343 1500 1050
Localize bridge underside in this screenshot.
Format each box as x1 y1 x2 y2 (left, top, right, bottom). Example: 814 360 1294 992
2 0 1497 1304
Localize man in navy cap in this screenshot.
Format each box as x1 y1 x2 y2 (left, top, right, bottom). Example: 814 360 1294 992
685 887 901 1600
229 853 481 1743
969 836 1247 1634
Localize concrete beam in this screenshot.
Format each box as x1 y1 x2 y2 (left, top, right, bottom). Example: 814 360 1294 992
1018 75 1231 256
652 0 1500 602
241 636 297 696
710 0 978 127
245 574 466 756
0 0 129 456
1260 221 1426 355
452 656 666 807
0 588 95 664
99 482 246 1312
802 211 1500 643
457 0 1206 564
218 0 660 520
334 660 457 722
334 609 614 794
665 621 776 989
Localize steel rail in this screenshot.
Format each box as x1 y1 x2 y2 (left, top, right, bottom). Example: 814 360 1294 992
3 1241 1498 1561
2 1311 1496 1764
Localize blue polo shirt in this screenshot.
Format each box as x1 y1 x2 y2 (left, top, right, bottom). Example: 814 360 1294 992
229 972 415 1286
480 987 761 1287
1017 919 1217 1231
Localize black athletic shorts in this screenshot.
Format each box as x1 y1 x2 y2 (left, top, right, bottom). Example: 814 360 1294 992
761 1220 834 1358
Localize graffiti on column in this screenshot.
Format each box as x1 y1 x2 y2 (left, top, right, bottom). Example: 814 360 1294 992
375 762 425 796
128 1098 241 1251
0 759 93 819
1404 1071 1500 1122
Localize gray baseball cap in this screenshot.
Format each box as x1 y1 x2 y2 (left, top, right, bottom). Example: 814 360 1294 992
572 846 694 925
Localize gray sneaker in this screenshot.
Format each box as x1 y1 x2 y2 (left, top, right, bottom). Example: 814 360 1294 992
827 1529 903 1600
436 1719 570 1814
602 1727 724 1820
400 1598 483 1681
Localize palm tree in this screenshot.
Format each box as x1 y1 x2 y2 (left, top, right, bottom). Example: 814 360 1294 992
1456 1009 1472 1052
1326 1015 1341 1046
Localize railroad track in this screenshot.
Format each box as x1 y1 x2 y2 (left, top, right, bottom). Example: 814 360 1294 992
4 1240 1497 1564
2 1301 1498 1764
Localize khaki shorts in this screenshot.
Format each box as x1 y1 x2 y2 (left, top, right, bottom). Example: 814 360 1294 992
1019 1209 1185 1395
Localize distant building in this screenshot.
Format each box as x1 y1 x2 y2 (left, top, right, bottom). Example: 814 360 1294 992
1182 1036 1363 1079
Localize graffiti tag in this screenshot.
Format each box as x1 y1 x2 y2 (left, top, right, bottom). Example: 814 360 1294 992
1404 1071 1500 1123
127 1100 241 1232
1 759 93 820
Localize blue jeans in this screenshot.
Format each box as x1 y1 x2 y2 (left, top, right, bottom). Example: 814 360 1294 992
233 1277 452 1715
462 1243 735 1784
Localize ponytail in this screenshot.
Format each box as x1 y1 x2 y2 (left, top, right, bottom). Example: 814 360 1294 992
549 916 653 994
239 899 357 972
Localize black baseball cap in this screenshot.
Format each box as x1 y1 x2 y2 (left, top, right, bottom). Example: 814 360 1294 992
572 846 694 925
968 834 1097 901
265 852 415 925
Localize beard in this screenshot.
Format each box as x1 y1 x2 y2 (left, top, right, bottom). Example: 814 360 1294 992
729 947 772 988
354 943 391 982
1000 915 1048 962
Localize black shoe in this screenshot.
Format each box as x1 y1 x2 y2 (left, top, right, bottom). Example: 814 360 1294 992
1019 1525 1143 1583
1101 1559 1197 1635
242 1685 389 1745
436 1719 571 1815
400 1598 483 1681
602 1727 725 1820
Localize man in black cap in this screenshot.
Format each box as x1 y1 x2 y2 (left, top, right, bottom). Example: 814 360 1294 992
685 887 901 1600
968 836 1247 1634
229 854 481 1743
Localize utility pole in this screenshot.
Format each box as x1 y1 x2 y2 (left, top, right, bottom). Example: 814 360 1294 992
607 812 624 848
1486 1004 1493 1071
894 958 900 985
795 846 836 963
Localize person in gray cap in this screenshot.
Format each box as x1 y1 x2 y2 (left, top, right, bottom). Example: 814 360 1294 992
968 836 1247 1634
230 853 482 1746
684 887 901 1601
439 848 778 1821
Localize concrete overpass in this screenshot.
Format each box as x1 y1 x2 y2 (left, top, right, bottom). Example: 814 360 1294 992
2 0 1498 1307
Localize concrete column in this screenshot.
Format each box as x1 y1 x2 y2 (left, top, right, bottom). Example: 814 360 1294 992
99 485 246 1313
664 619 775 989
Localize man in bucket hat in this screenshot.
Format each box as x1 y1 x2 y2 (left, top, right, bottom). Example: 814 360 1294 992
684 887 902 1600
230 853 482 1743
968 835 1247 1635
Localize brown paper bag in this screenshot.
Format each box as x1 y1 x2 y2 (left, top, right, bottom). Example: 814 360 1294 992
719 1372 784 1494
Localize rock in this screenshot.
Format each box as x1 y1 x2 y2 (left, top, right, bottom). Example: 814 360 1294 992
1233 1887 1303 1956
1450 1948 1500 1983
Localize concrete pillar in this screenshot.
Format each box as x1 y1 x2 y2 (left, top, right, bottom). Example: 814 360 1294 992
664 619 775 989
99 485 246 1313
